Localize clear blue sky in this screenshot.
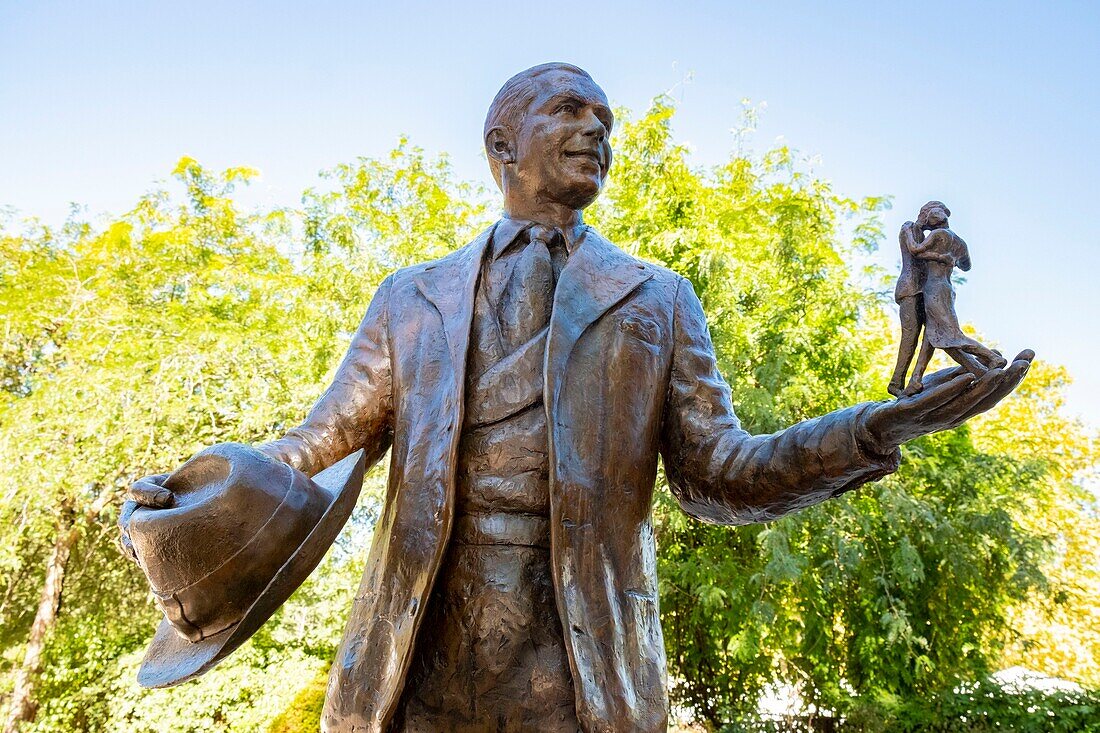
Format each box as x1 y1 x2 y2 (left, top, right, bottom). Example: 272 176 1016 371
2 1 1098 426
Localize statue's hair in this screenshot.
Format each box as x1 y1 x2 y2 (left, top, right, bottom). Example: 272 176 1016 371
917 200 951 225
484 63 593 190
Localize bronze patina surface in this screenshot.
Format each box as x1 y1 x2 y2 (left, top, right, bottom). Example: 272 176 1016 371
120 63 1032 733
119 445 365 688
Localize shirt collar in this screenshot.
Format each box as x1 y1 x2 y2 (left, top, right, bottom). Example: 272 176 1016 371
490 217 530 260
490 217 589 260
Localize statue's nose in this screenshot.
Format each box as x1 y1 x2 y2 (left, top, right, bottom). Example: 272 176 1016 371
580 110 607 142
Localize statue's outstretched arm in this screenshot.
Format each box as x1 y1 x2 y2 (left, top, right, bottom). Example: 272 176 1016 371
658 277 900 525
259 276 396 477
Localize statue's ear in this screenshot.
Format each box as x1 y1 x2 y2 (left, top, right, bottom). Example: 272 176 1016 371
485 126 516 166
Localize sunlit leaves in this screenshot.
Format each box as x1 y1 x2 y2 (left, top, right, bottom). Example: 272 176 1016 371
0 150 486 731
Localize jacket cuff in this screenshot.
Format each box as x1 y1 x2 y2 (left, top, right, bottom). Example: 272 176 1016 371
831 402 902 497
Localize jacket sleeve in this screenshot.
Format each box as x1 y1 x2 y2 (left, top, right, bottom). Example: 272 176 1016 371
659 277 900 525
259 275 395 477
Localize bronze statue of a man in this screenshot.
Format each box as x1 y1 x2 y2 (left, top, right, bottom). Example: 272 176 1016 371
126 63 1032 732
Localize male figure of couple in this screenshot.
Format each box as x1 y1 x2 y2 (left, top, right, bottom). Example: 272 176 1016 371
889 201 1006 398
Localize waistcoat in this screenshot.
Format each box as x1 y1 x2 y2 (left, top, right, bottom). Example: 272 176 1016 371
389 231 579 732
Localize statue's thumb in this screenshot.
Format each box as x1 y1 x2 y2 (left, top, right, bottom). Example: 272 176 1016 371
127 476 174 508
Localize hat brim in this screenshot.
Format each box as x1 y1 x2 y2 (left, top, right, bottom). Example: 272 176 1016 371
137 449 366 688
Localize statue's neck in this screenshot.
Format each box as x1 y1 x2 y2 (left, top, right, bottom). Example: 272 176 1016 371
503 200 583 232
503 197 587 248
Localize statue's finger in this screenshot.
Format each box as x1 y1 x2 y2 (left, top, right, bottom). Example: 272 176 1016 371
960 357 1032 420
943 351 1033 419
903 372 977 418
126 474 173 508
117 500 139 560
908 351 1033 426
930 366 1011 427
919 365 969 392
129 485 173 508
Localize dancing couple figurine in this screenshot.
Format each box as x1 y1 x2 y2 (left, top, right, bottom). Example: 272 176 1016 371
889 201 1006 398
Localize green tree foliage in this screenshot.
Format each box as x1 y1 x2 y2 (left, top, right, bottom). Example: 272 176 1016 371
265 671 328 733
0 100 1095 731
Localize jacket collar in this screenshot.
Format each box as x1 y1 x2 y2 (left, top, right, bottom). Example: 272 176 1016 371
489 217 528 260
490 216 588 260
412 221 654 394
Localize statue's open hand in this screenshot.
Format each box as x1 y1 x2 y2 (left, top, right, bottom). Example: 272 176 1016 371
862 349 1034 455
117 473 172 561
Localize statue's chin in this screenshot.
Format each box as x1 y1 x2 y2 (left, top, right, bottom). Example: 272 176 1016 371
557 181 603 211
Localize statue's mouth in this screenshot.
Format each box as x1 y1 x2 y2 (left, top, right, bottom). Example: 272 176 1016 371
563 149 603 169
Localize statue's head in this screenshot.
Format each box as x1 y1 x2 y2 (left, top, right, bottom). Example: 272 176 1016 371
484 63 613 212
917 200 951 229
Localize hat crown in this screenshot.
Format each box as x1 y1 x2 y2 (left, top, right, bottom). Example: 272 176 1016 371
128 443 329 640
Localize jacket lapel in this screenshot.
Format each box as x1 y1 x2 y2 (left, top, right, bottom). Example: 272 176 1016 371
411 222 653 422
546 229 654 412
413 224 495 382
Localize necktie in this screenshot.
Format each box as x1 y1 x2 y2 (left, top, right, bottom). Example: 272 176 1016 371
531 224 568 283
497 225 564 353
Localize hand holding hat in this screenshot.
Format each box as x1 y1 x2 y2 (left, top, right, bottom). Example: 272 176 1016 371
118 442 365 687
118 473 170 561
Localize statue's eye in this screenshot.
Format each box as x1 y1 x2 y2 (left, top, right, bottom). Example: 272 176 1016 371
556 102 577 115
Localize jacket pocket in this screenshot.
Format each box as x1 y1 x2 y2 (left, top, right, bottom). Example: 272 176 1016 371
618 315 662 346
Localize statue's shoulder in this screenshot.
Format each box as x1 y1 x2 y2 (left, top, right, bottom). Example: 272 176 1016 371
583 227 681 287
388 225 496 291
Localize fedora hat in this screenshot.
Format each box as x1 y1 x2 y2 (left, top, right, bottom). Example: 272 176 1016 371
125 443 365 688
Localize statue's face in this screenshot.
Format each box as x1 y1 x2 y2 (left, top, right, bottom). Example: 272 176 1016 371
922 206 949 229
512 71 614 210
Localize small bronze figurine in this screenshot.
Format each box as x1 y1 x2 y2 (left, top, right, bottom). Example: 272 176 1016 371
889 201 1006 397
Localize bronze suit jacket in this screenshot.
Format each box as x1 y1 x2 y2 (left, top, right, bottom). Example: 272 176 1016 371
262 222 901 733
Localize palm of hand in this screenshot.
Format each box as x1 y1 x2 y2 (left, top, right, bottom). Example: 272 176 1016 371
863 349 1034 455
